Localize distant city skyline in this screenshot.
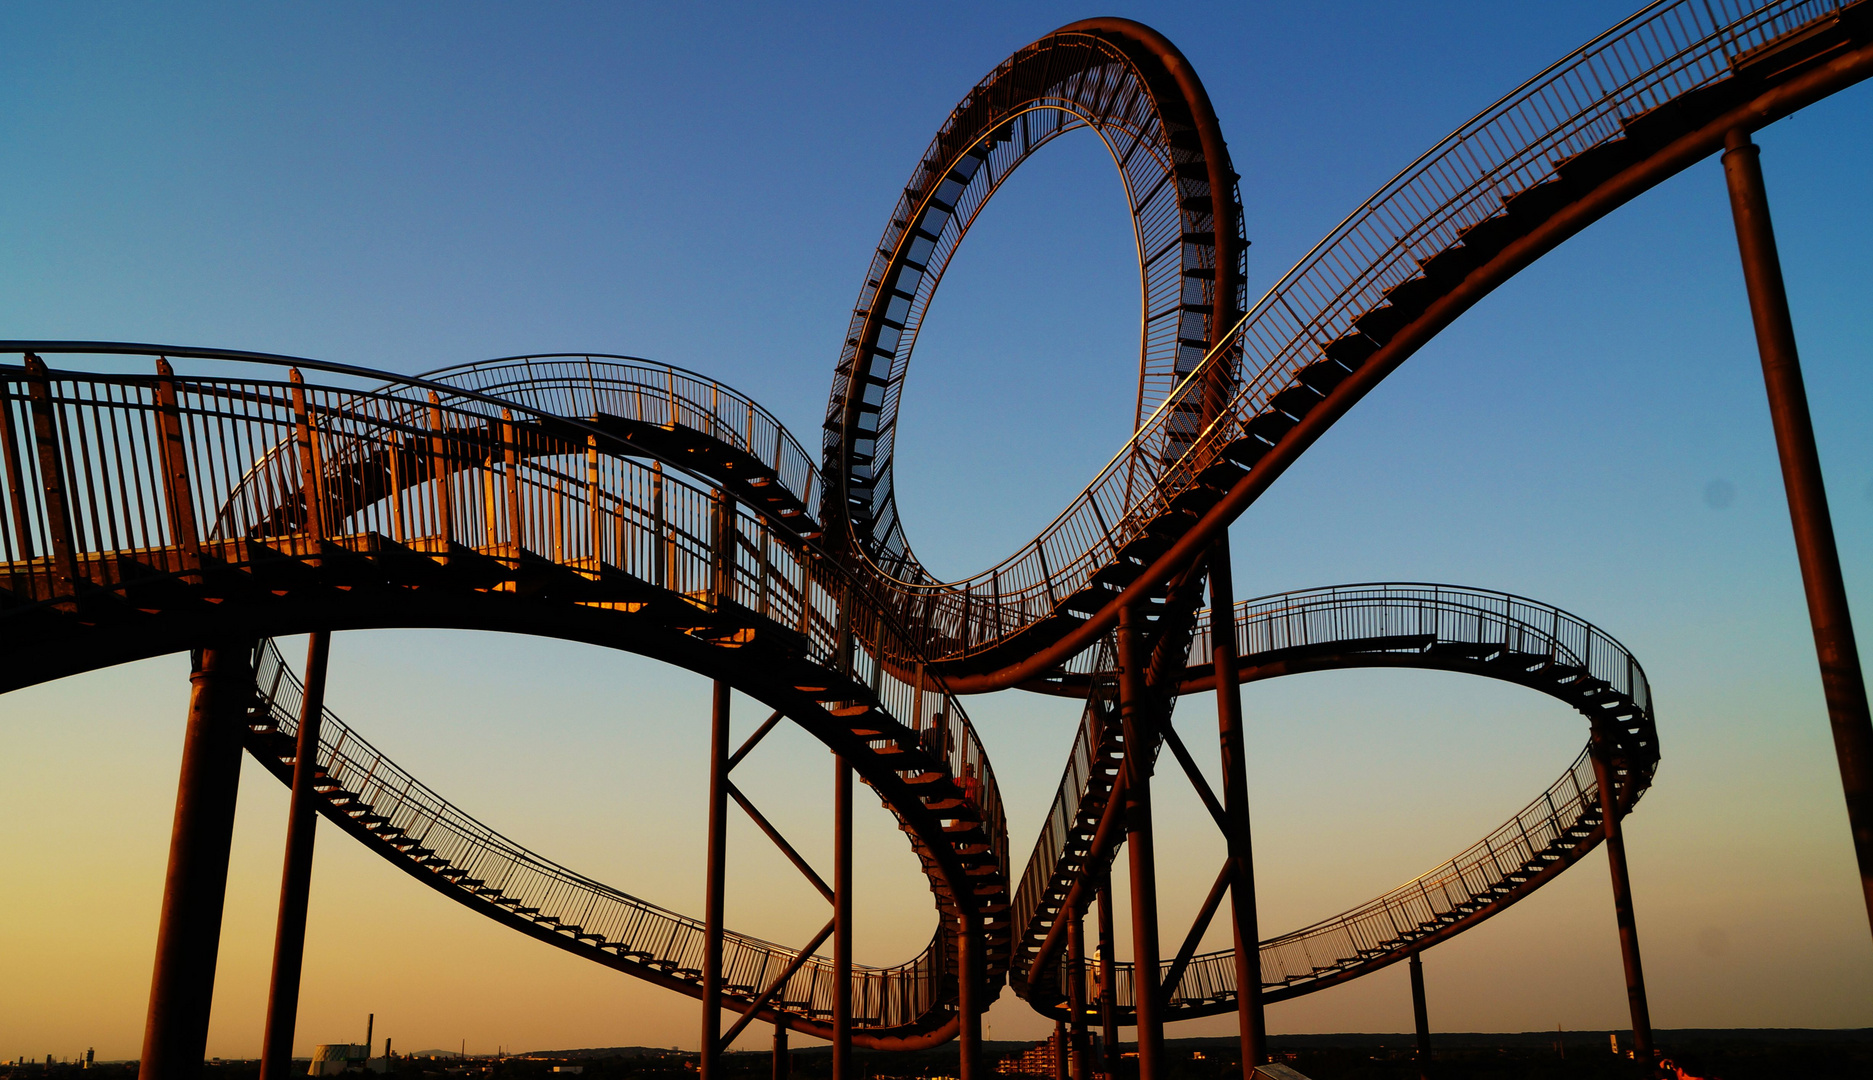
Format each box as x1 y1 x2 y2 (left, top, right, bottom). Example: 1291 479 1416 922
2 0 1870 1065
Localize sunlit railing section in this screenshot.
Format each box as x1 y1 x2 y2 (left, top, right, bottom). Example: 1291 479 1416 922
420 354 821 515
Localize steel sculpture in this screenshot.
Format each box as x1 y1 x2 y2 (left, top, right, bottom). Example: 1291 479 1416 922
815 1 1871 1075
3 4 1871 1080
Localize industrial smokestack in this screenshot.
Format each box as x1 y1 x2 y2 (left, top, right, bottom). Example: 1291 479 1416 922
365 1015 374 1058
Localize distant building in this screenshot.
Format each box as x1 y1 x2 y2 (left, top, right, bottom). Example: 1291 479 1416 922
310 1045 370 1076
995 1032 1062 1079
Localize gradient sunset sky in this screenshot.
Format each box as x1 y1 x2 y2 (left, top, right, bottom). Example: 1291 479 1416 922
2 0 1870 1063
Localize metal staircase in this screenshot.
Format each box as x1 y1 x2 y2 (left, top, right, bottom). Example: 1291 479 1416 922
1012 585 1658 1020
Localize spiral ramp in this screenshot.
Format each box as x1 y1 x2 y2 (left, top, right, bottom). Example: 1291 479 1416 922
1008 585 1659 1020
0 0 1868 1064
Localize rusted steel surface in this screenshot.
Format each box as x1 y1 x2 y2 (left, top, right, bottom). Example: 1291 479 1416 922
1722 130 1873 934
2 2 1869 1071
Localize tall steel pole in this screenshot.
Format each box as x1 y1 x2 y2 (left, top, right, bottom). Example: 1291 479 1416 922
1408 951 1430 1078
1115 606 1164 1080
141 643 254 1080
700 679 731 1080
1096 871 1118 1075
1722 128 1873 936
1065 910 1090 1080
1591 744 1653 1062
958 913 983 1080
1206 535 1266 1074
771 1020 789 1080
260 632 332 1080
832 753 853 1080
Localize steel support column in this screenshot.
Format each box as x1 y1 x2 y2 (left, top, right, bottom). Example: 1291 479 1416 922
700 679 731 1080
1115 606 1164 1080
1066 910 1090 1080
1206 535 1266 1073
1096 871 1118 1075
1408 951 1430 1077
1591 745 1653 1063
260 632 332 1080
959 914 984 1080
141 643 255 1080
1054 1021 1068 1080
832 753 853 1080
771 1020 789 1080
1722 129 1873 936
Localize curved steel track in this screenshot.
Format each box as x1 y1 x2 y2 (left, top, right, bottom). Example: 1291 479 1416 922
0 0 1867 1055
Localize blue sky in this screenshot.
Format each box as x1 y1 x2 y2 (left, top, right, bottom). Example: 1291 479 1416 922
2 0 1870 1061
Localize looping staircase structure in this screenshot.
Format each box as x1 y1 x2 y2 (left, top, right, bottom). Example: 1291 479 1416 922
823 0 1873 691
1 0 1868 1062
821 18 1246 608
1009 584 1658 1020
810 0 1869 1030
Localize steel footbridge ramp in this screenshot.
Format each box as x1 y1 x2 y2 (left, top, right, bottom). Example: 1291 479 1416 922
0 347 1008 1048
1007 584 1659 1021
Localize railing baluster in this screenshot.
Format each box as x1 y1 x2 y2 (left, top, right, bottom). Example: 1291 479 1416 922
0 373 38 563
23 356 79 587
428 393 452 548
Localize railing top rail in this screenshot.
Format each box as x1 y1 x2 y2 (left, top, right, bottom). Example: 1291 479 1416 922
1190 580 1652 686
1 342 845 596
424 353 805 443
418 354 823 513
2 344 811 525
1259 747 1602 953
